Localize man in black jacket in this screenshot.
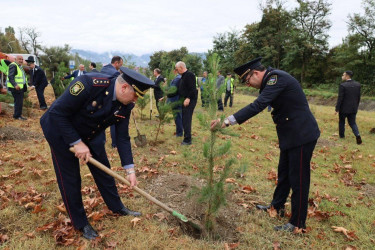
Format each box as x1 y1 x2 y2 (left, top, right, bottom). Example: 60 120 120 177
26 56 48 110
211 57 320 232
335 71 362 144
176 61 197 145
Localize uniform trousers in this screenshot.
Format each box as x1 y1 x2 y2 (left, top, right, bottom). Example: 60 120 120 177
182 98 197 143
41 121 126 229
338 112 360 137
271 140 317 228
10 88 24 118
35 82 48 108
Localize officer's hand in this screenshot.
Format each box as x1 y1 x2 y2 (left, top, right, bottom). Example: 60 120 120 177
15 85 21 90
127 173 138 189
210 118 221 131
183 98 190 107
73 141 92 164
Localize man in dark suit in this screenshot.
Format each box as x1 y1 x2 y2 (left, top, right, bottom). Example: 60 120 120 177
176 61 197 145
335 71 362 144
211 57 320 232
89 62 98 72
40 67 154 240
153 68 165 114
26 56 48 110
100 56 123 148
64 64 86 80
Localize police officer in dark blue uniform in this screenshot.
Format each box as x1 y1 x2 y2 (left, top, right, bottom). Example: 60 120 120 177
211 57 320 232
40 67 154 239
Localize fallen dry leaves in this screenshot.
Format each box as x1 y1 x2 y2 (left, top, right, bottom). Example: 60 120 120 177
131 217 141 228
331 226 359 241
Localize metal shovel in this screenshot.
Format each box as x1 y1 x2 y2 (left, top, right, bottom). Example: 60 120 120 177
69 147 201 234
132 111 147 147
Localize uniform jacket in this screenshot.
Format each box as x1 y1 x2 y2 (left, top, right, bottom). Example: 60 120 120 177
100 64 120 77
40 72 134 167
91 68 98 72
30 65 48 87
64 69 87 79
233 67 320 150
335 80 361 114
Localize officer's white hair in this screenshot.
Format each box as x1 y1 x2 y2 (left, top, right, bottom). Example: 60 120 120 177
116 75 128 85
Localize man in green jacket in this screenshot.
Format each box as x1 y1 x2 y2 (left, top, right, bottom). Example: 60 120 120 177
7 55 28 120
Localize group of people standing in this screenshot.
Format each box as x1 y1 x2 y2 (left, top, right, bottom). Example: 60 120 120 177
0 53 365 239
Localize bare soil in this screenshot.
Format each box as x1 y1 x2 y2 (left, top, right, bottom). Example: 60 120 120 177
145 173 247 242
0 126 44 141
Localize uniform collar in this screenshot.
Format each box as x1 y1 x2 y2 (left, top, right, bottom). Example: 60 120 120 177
260 67 274 92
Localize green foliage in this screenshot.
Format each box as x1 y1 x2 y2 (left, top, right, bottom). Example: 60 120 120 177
40 44 71 80
148 47 203 76
136 94 150 120
195 53 235 232
51 62 71 98
154 83 175 142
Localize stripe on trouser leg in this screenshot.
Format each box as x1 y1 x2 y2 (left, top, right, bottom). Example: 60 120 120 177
297 145 303 228
51 148 74 225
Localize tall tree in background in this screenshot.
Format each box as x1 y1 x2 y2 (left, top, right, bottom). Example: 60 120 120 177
345 0 375 90
210 30 241 74
40 44 71 79
18 27 42 55
0 26 24 53
284 0 332 86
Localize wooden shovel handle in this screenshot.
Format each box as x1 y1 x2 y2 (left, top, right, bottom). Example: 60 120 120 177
69 147 173 213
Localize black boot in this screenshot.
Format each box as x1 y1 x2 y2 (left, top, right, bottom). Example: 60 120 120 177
274 223 295 232
115 207 141 217
356 135 362 145
255 204 285 217
80 223 98 240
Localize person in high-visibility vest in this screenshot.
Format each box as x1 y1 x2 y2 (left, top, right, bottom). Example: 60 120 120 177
7 55 28 120
224 73 235 107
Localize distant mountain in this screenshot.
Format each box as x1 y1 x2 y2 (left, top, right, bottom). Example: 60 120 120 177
70 49 151 67
70 49 207 68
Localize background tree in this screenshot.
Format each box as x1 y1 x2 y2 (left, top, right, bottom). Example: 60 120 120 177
284 0 332 85
18 27 42 55
0 26 24 53
39 44 71 79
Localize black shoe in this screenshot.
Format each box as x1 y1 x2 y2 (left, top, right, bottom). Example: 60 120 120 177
14 116 27 120
356 135 362 145
181 141 192 145
80 224 98 240
115 207 141 217
40 106 48 110
256 204 285 217
274 223 295 232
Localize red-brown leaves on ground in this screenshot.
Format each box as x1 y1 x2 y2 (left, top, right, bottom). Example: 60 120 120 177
331 226 359 241
0 234 8 243
273 241 281 250
267 206 278 218
153 212 168 222
267 169 277 184
224 242 240 249
240 185 256 194
131 218 141 228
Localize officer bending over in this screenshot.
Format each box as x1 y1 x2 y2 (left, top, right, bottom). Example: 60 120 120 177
211 57 320 232
40 67 154 239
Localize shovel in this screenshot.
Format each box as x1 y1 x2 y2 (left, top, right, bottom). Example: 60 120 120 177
132 111 147 147
69 147 201 234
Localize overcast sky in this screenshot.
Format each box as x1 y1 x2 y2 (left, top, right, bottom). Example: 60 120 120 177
2 0 364 56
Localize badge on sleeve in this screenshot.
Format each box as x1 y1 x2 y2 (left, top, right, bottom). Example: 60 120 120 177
70 81 85 96
267 75 278 85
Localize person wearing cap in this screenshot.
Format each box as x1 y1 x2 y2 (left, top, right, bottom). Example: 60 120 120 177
335 70 362 145
224 73 235 108
40 67 154 240
211 57 320 232
175 61 198 145
7 55 28 120
26 56 48 110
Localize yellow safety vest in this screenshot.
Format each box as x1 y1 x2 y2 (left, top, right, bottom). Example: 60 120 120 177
225 78 234 94
0 59 9 75
7 62 26 89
